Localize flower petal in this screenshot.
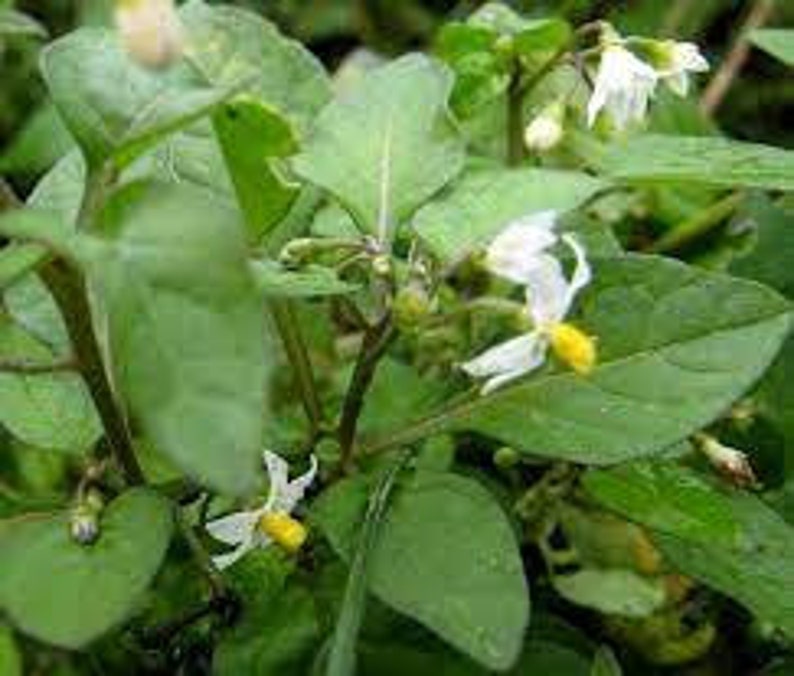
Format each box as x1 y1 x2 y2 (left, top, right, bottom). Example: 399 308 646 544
211 541 256 570
523 255 570 325
274 455 318 514
462 332 546 384
486 211 559 284
559 233 592 316
262 449 290 511
206 510 258 546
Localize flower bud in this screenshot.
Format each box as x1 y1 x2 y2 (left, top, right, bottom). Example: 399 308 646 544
493 446 520 470
115 0 183 70
524 102 565 153
70 505 99 545
393 284 431 328
697 435 758 488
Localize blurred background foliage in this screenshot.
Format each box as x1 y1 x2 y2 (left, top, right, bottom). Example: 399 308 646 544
1 0 792 190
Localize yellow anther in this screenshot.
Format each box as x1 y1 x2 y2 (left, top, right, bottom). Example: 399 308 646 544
549 322 596 375
258 512 308 554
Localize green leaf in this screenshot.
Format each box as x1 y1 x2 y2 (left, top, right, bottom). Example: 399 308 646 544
315 470 529 671
293 54 465 237
582 461 739 545
27 151 85 224
213 97 299 242
515 640 591 675
599 135 794 192
591 645 622 676
0 244 47 292
83 182 267 495
363 255 791 464
750 29 794 66
0 488 173 648
553 569 665 618
657 491 794 635
0 103 73 175
412 168 606 263
40 28 232 168
0 8 46 39
179 0 330 136
326 452 411 676
251 260 357 298
0 314 100 454
0 624 21 676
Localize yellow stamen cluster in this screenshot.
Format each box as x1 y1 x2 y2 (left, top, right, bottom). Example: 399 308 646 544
549 322 597 375
258 512 308 554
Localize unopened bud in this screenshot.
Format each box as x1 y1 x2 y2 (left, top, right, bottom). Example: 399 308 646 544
371 254 392 278
494 446 520 470
115 0 183 70
393 285 431 328
70 505 99 545
279 238 315 268
697 435 758 488
524 102 565 153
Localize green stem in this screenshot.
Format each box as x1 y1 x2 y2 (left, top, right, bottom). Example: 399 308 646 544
506 68 526 167
0 356 76 374
337 314 396 473
646 192 743 254
41 259 144 485
270 299 324 434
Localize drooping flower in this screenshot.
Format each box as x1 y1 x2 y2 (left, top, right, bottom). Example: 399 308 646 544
650 40 710 96
463 217 596 394
206 451 318 570
115 0 183 70
587 42 658 130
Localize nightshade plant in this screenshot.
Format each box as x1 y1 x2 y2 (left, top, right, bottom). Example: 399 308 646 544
0 1 792 674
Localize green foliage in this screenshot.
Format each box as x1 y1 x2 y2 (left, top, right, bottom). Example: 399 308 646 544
750 29 794 67
315 469 529 670
0 488 173 648
293 54 465 237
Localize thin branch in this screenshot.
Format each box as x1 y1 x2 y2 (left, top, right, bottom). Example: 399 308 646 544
0 356 77 374
700 0 777 116
41 259 144 485
337 314 396 473
270 299 324 435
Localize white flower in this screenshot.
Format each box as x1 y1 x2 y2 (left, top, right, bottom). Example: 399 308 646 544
654 41 709 96
206 451 318 570
587 43 658 130
524 102 565 153
115 0 183 70
463 222 595 394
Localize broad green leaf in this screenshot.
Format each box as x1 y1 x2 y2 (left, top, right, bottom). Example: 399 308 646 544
213 98 299 242
293 54 465 237
750 29 794 67
0 103 73 175
5 274 70 353
599 135 794 192
0 8 46 39
83 182 267 495
27 150 85 223
657 491 794 635
251 260 357 298
552 569 665 618
0 624 21 676
179 0 330 136
515 640 590 675
326 453 410 676
315 470 529 671
363 255 791 464
40 28 232 168
0 314 100 454
582 461 739 544
0 488 173 648
412 168 606 263
0 244 47 291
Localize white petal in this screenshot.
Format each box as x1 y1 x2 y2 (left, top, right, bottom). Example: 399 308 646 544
664 72 689 96
523 255 570 325
559 234 592 316
486 211 559 284
262 450 290 511
462 332 546 381
589 45 657 130
274 455 318 513
211 541 256 570
674 43 709 72
206 510 258 546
